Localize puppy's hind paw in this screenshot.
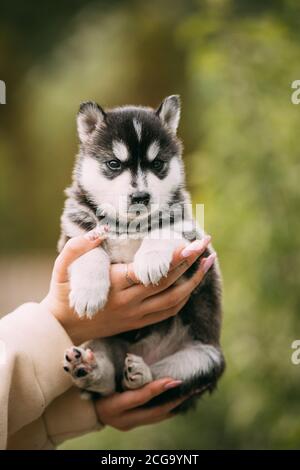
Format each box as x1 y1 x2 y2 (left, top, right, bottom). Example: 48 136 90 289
123 353 153 390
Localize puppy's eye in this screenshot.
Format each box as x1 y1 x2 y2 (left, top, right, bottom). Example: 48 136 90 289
106 159 122 171
152 158 165 171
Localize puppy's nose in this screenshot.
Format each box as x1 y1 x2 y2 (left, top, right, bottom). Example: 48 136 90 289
130 191 150 206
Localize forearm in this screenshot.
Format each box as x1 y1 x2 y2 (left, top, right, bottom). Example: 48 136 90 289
0 302 73 448
7 387 103 450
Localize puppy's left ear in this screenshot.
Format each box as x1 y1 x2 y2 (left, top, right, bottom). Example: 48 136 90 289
77 101 106 143
156 95 181 134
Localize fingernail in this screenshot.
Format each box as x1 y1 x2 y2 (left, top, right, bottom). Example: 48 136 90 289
84 229 99 241
181 235 211 258
164 380 183 390
201 252 217 274
84 227 108 241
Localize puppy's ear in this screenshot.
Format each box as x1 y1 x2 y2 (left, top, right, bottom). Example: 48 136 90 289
77 101 106 143
156 95 181 134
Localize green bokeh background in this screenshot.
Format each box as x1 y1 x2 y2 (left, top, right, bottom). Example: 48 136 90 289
1 0 300 449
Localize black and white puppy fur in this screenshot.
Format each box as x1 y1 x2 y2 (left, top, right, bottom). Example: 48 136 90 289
59 96 225 411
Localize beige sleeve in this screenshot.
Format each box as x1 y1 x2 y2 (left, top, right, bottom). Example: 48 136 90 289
7 387 103 449
0 302 103 450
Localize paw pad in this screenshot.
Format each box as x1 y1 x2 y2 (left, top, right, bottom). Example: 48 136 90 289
63 347 95 380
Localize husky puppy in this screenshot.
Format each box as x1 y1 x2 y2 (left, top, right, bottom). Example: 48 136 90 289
60 96 225 411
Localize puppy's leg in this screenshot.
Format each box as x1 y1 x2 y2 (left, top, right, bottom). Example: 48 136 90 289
150 342 224 389
63 345 115 396
69 246 110 318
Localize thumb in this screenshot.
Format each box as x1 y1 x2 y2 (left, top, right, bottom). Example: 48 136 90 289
52 228 108 283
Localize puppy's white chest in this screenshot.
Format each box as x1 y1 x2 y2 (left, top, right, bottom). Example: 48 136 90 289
105 237 142 263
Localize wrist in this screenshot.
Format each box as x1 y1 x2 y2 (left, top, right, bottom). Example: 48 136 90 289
40 296 87 345
57 312 90 346
94 400 106 427
68 326 90 346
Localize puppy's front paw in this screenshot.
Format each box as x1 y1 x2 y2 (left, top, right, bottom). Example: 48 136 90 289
133 249 173 285
69 276 110 318
123 353 153 390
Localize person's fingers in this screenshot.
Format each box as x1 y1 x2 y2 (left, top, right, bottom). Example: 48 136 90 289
120 394 188 429
137 295 190 327
141 412 174 425
126 236 212 300
111 236 211 292
169 235 211 268
52 229 108 283
114 378 181 412
113 413 174 431
110 263 140 291
118 412 173 431
129 412 173 427
139 253 216 314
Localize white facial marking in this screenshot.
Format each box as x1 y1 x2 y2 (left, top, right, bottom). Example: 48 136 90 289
133 118 142 141
147 157 182 206
79 154 183 218
136 166 146 189
112 140 128 162
80 156 131 213
147 140 160 162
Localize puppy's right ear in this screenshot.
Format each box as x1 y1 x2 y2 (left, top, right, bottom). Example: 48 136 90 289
77 101 106 143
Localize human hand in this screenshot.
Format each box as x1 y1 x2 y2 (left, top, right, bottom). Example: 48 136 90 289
95 377 189 431
42 231 215 345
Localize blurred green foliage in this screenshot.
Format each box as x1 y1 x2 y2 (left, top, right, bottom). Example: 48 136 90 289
1 0 300 449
